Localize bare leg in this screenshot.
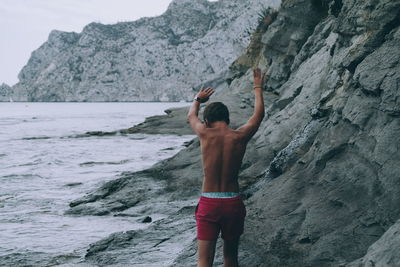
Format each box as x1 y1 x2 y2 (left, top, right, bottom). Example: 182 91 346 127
198 239 217 267
223 238 239 267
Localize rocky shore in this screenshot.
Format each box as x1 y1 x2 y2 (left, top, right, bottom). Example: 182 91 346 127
67 0 400 266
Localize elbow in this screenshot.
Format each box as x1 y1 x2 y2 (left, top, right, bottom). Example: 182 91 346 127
257 111 265 124
259 113 265 124
256 109 265 120
261 106 266 118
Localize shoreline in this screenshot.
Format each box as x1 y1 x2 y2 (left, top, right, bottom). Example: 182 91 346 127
62 92 260 265
0 102 201 266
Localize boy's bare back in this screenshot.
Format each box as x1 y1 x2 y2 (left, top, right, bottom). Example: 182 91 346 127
198 126 248 193
187 68 265 194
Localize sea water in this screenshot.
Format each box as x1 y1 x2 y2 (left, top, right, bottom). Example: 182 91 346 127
0 102 194 265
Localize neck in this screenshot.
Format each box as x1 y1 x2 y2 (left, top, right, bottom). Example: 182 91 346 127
207 121 229 129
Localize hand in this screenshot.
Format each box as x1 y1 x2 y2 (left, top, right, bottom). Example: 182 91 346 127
196 87 215 103
253 68 265 88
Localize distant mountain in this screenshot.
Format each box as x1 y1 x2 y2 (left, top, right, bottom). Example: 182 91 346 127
0 83 11 101
9 0 280 102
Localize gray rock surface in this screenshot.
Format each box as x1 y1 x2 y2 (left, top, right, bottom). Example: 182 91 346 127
8 0 280 102
64 0 400 266
346 219 400 267
84 204 197 266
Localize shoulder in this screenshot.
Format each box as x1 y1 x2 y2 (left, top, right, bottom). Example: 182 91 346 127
231 129 251 143
195 126 212 139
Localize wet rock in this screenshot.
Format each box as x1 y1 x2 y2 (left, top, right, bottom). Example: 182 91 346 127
121 106 194 135
85 205 197 266
162 147 175 151
113 212 139 217
65 205 111 216
66 172 152 216
0 250 81 266
141 216 152 223
69 130 118 138
183 139 195 147
64 182 83 187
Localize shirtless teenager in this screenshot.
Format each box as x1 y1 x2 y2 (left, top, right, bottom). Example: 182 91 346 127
187 68 265 267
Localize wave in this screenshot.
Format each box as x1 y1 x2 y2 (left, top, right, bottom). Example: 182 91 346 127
16 159 43 167
65 131 118 139
21 136 52 140
1 174 43 179
129 136 147 140
64 182 83 187
79 159 130 167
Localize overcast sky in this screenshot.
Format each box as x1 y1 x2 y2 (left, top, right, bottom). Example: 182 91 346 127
0 0 205 86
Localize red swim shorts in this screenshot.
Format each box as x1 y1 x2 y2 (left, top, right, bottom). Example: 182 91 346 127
195 196 246 240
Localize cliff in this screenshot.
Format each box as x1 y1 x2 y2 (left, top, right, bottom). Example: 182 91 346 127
8 0 280 102
0 83 11 101
64 0 400 266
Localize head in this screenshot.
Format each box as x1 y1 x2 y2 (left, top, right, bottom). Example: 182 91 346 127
203 102 230 127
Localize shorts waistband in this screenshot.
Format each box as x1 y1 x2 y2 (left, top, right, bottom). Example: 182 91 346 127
201 192 240 198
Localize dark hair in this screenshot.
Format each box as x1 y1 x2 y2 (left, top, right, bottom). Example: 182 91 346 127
203 102 230 125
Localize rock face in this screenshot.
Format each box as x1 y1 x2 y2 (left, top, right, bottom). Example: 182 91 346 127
0 83 11 101
64 0 400 266
346 219 400 267
9 0 280 102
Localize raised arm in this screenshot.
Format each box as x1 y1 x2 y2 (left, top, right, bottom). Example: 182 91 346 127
237 68 265 141
187 87 215 136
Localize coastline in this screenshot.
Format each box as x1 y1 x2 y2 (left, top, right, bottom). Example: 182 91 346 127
3 0 399 264
0 102 199 266
63 92 262 266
